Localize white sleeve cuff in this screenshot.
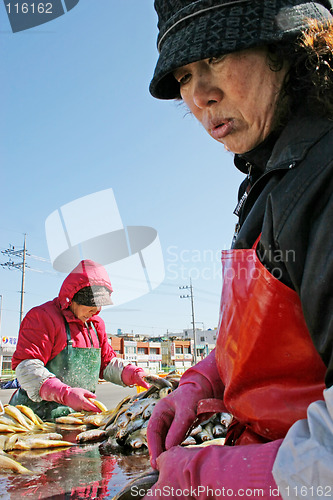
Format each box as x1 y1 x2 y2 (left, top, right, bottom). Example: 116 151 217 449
15 359 56 402
273 385 333 500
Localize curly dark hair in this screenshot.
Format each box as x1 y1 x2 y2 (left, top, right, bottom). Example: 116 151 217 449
269 20 333 122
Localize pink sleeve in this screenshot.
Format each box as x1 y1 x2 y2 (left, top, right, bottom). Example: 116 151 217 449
179 349 225 399
11 305 63 369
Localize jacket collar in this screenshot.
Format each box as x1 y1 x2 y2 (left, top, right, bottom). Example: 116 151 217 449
267 112 333 171
234 131 280 176
234 112 333 175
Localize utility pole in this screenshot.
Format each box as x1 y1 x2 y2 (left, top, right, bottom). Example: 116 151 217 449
179 278 197 365
20 234 27 325
166 329 170 369
1 234 29 325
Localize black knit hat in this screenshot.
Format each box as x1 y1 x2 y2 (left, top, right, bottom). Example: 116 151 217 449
150 0 333 99
72 286 113 307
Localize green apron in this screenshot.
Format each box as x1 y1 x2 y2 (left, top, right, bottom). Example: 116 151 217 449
10 319 101 421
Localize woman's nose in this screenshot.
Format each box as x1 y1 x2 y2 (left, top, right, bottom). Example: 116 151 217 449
192 76 223 109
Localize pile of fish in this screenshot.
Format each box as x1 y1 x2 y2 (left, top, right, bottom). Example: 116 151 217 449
181 411 233 447
0 403 74 474
71 374 233 452
54 397 109 428
68 374 177 450
0 404 55 434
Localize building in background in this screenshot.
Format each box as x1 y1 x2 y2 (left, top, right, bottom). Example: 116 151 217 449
108 335 162 374
165 328 217 363
183 328 217 360
0 328 217 379
108 328 217 374
0 337 17 379
163 339 192 372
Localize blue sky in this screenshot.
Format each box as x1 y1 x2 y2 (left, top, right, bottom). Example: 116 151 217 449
0 0 244 338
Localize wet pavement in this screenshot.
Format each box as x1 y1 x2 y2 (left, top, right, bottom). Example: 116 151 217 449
0 384 152 499
0 436 152 499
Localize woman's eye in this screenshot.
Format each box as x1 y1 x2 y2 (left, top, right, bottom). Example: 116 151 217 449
178 73 191 85
209 55 226 64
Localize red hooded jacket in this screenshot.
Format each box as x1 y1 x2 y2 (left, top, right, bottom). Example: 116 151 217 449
12 260 117 378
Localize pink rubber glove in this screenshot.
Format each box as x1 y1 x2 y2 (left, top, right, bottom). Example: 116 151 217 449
143 439 283 500
147 349 225 468
121 364 149 389
39 377 101 413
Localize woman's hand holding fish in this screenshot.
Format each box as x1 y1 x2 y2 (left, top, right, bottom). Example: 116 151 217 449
39 377 100 412
121 365 149 389
143 439 283 499
147 351 225 468
147 373 216 468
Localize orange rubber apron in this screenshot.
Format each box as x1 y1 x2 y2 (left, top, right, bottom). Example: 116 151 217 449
216 237 326 445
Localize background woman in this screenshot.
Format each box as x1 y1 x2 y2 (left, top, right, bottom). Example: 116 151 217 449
10 259 148 420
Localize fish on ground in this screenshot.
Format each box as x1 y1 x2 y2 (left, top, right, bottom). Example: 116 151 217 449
112 469 159 500
76 428 107 444
0 451 33 474
4 405 34 430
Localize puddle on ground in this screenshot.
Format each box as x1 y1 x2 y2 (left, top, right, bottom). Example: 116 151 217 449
0 427 152 499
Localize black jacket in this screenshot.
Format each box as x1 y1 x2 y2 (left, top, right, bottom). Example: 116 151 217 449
233 112 333 388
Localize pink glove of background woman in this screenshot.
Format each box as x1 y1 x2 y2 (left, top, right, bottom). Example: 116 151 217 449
121 364 149 389
147 349 225 468
40 377 101 412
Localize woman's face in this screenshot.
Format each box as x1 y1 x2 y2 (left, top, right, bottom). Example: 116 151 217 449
173 47 288 154
70 301 101 322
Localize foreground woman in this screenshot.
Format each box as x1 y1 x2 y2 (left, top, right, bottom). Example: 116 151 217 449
145 0 333 498
10 259 148 420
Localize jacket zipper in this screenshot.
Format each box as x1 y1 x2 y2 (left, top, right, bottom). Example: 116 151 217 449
247 162 252 180
232 161 296 243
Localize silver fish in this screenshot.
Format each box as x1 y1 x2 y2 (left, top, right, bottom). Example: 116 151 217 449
213 424 227 438
159 388 172 399
144 375 173 390
142 400 157 419
125 427 147 449
113 469 159 500
181 436 197 446
116 418 145 442
131 385 159 402
190 424 203 437
197 422 214 442
76 428 107 443
220 412 233 427
101 396 132 429
125 399 155 421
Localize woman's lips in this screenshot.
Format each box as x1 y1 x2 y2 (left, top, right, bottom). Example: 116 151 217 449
210 120 234 140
